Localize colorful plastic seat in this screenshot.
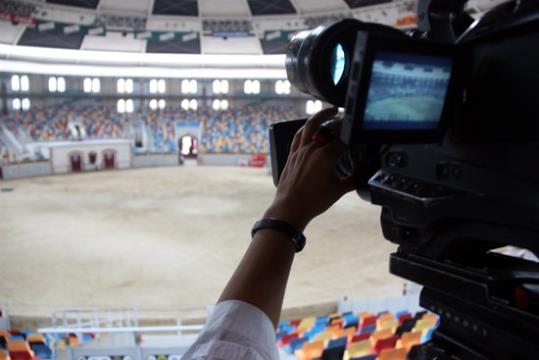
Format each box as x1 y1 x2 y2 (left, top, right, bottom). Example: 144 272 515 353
295 340 324 360
378 347 407 360
369 328 393 345
397 331 422 352
346 339 372 359
373 334 399 354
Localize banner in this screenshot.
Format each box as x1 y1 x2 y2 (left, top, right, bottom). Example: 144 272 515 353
34 20 106 36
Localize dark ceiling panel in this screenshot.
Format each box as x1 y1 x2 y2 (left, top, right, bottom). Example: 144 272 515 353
146 39 201 54
18 27 84 49
247 0 296 15
46 0 99 9
152 0 198 16
343 0 392 8
260 38 288 54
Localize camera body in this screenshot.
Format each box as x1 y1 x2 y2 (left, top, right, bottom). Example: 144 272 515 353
270 1 539 358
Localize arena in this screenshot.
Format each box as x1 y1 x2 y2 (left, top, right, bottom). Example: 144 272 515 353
0 0 517 359
1 166 400 317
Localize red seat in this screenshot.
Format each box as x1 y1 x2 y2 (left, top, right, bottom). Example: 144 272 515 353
351 333 370 343
278 333 298 347
361 316 376 327
398 313 412 325
374 335 399 354
8 351 34 360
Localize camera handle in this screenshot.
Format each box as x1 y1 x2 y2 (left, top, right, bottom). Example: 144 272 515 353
417 0 474 42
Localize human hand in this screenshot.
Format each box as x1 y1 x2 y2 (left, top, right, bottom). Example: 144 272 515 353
264 107 355 231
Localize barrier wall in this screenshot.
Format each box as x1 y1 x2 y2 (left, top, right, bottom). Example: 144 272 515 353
198 153 261 167
132 154 179 168
1 161 51 180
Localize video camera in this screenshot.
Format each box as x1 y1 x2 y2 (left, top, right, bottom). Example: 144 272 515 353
269 0 539 358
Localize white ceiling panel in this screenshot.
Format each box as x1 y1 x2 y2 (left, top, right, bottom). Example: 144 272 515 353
0 23 26 45
98 0 151 15
201 36 262 54
292 0 349 14
81 32 147 52
198 0 252 17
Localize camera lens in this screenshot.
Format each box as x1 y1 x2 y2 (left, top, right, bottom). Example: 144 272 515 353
331 43 346 85
285 19 404 107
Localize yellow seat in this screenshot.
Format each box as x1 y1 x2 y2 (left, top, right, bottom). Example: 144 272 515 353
397 331 422 352
314 331 334 343
369 328 393 345
413 320 434 334
345 339 372 359
298 317 316 331
377 318 399 332
27 334 45 344
379 347 407 360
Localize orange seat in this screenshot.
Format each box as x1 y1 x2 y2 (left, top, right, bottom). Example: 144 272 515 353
25 334 45 344
0 331 9 338
337 327 356 342
397 331 422 352
295 340 325 360
379 347 407 360
0 351 11 360
67 334 79 347
370 328 393 345
7 341 30 353
377 312 394 324
421 313 438 324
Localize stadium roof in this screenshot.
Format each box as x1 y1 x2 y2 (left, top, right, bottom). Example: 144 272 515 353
0 0 506 77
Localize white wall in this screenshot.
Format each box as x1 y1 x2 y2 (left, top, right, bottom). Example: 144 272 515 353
50 140 131 174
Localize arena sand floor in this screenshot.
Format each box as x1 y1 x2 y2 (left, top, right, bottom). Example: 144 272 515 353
0 166 402 319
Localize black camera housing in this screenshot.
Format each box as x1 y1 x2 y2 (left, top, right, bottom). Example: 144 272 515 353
340 32 460 146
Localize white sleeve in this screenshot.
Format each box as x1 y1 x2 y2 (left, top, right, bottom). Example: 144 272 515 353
181 300 280 360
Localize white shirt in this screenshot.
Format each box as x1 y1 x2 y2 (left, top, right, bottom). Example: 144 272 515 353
181 300 280 360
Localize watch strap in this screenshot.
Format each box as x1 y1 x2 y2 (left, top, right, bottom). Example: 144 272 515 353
251 219 306 253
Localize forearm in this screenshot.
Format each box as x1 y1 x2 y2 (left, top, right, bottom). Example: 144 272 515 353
218 228 295 328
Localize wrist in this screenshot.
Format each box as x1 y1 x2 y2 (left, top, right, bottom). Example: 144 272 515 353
263 202 310 232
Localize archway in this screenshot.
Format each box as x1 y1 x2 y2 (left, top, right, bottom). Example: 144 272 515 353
69 151 84 172
179 135 198 159
102 149 117 169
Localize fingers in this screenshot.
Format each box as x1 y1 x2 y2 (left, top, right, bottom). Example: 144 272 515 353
301 107 338 148
290 125 304 154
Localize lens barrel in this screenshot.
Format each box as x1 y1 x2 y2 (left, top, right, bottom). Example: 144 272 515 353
285 19 403 107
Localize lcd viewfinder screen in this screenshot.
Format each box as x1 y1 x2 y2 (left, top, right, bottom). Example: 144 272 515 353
362 52 453 130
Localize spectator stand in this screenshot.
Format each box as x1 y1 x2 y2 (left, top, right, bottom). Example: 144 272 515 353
37 308 206 360
337 282 423 315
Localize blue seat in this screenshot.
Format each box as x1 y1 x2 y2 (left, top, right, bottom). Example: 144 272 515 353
350 355 377 360
321 345 345 360
286 337 307 354
327 336 347 349
30 344 52 359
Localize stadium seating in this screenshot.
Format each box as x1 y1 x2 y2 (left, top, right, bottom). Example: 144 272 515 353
0 138 17 163
0 329 72 360
199 105 295 154
276 310 437 360
1 103 299 163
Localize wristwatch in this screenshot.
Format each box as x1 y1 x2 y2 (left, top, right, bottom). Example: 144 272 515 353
251 218 306 253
